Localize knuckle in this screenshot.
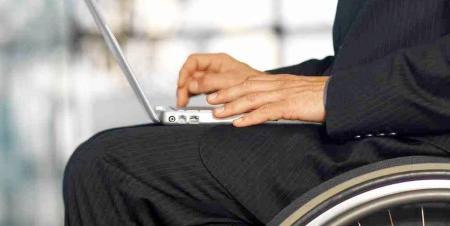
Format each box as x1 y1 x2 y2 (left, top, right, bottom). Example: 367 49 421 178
246 75 257 80
282 106 294 119
186 54 195 61
216 90 226 100
188 53 198 59
186 53 199 63
197 77 208 89
285 99 296 108
244 75 253 81
268 114 278 121
272 80 283 88
178 69 185 79
241 62 251 68
224 103 235 112
245 93 259 104
187 81 197 92
217 52 229 58
200 73 210 82
278 80 289 87
260 105 272 115
241 80 253 89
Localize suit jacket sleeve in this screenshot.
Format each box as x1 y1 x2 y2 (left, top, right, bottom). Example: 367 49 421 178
266 56 334 76
326 34 450 141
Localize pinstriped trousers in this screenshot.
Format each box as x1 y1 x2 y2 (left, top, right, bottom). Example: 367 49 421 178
63 124 447 225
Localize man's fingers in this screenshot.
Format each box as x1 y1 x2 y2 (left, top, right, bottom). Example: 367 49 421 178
208 80 282 104
233 102 285 127
214 87 305 117
185 72 232 94
178 71 239 107
176 85 190 107
178 70 266 107
192 71 205 79
213 90 283 118
208 80 306 104
177 71 206 107
177 53 229 87
178 54 211 87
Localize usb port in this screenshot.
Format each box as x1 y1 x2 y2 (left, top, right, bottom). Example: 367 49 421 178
189 115 199 124
178 115 187 123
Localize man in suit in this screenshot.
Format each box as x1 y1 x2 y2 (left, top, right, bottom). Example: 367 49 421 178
63 0 450 225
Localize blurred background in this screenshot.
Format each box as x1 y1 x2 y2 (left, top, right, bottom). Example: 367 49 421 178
0 0 337 225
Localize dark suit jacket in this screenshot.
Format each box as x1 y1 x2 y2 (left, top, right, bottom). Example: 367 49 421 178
270 0 450 152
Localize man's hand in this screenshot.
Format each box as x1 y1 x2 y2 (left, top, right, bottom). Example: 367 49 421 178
177 53 265 107
206 74 330 127
177 53 329 127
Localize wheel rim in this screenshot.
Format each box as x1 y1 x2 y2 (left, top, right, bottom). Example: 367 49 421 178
279 163 450 226
304 180 450 226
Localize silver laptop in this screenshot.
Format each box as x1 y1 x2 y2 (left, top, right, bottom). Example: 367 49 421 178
84 0 311 125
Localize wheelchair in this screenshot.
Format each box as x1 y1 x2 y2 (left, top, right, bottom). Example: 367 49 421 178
268 156 450 226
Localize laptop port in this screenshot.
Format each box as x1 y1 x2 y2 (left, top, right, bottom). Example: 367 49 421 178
189 115 199 124
168 116 176 123
178 115 187 123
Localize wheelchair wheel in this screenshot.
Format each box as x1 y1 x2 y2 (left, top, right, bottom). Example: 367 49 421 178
268 156 450 226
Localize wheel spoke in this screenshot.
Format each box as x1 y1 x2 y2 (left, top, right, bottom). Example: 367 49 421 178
421 206 425 226
388 209 394 226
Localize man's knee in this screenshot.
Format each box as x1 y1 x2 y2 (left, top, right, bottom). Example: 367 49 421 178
63 127 133 198
63 125 213 191
62 125 202 188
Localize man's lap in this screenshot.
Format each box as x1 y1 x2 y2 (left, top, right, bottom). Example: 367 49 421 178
64 124 257 225
64 123 446 224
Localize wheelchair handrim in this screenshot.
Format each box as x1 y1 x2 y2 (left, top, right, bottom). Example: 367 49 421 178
280 163 450 226
305 179 450 226
326 189 450 226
